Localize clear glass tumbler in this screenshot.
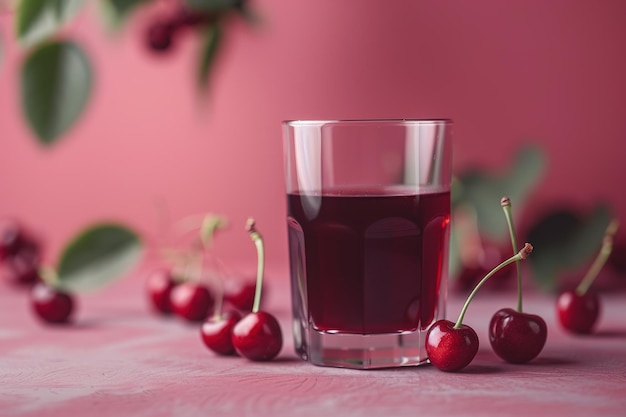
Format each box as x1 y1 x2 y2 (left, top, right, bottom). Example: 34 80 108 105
283 119 452 369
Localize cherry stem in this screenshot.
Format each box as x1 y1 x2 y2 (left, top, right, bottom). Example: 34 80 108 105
454 243 533 329
246 218 265 314
200 214 227 249
575 219 620 296
39 266 59 288
501 197 523 313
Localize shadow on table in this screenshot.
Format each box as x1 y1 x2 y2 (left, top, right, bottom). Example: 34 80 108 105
590 328 626 338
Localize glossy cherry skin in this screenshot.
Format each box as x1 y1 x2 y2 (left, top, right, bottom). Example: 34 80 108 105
170 282 214 322
31 283 74 324
232 311 283 361
201 310 243 355
425 320 479 372
224 280 257 311
146 269 177 314
557 290 600 334
489 308 547 363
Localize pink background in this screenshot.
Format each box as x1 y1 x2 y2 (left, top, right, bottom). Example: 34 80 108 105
1 0 626 280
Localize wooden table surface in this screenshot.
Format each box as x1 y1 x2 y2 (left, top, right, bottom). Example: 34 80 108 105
1 268 625 417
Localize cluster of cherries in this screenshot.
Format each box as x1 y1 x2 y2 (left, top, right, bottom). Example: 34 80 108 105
426 197 620 372
0 219 75 324
146 218 283 361
144 0 250 54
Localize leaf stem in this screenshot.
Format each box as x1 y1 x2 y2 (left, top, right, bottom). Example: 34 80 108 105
454 243 533 329
246 218 265 313
575 219 619 296
501 197 523 312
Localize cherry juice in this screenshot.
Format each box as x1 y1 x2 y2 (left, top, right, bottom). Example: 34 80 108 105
287 190 450 334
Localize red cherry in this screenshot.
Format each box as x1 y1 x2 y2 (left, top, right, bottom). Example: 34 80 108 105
556 290 600 334
224 279 257 311
146 20 175 52
170 282 214 322
489 308 547 363
31 283 74 324
0 218 25 260
232 311 283 361
146 268 177 314
3 244 41 286
200 310 243 355
425 320 479 372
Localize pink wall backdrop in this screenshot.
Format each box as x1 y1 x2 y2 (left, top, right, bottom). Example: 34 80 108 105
1 0 626 282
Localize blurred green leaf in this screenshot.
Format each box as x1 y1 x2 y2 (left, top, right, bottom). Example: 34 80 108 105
101 0 150 26
16 0 86 47
51 0 87 22
456 146 546 239
20 40 92 145
186 0 238 12
198 23 222 88
57 223 143 293
526 205 612 292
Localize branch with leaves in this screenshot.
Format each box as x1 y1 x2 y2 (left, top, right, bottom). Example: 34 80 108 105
5 0 255 146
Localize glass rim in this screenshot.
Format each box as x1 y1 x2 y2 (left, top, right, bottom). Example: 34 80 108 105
282 118 452 127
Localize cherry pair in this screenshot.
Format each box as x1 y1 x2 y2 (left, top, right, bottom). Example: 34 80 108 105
200 219 282 361
1 219 75 324
147 268 257 320
426 197 547 372
147 269 215 321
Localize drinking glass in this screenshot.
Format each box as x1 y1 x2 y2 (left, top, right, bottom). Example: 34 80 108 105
283 119 452 369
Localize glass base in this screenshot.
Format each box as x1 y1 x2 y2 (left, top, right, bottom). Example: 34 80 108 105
295 326 429 369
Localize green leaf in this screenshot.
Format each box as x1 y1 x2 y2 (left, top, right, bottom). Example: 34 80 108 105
20 40 92 145
100 0 151 26
185 0 238 12
456 146 546 239
526 205 612 292
16 0 87 47
57 223 143 293
52 0 87 22
198 23 222 89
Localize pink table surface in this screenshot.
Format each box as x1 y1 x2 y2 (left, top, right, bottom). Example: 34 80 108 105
1 270 625 417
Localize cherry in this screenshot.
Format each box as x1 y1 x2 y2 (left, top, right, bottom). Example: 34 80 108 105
146 268 177 315
557 290 600 334
3 247 41 285
224 279 257 311
170 282 214 322
31 282 74 324
426 242 533 372
556 219 618 334
489 308 547 363
425 320 479 372
487 197 546 364
231 219 283 361
0 218 25 260
232 311 282 361
201 309 242 355
146 20 176 52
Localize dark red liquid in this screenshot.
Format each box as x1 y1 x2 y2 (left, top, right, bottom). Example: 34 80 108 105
288 190 450 334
